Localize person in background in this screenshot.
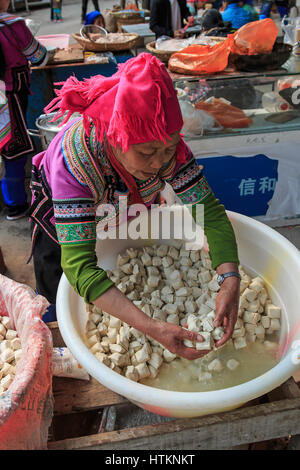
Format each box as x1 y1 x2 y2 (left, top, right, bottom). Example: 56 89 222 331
84 9 105 28
242 0 259 20
150 0 190 38
0 0 48 221
260 0 289 18
50 0 63 22
201 8 236 35
221 0 253 29
81 0 100 24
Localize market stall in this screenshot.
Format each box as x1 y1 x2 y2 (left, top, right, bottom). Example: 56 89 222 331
173 69 300 226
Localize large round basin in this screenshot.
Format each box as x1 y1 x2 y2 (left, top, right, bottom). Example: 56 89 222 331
56 210 300 418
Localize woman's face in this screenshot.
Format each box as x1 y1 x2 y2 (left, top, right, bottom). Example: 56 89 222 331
112 131 180 180
94 16 105 28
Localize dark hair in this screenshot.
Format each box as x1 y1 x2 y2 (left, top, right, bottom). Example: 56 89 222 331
202 9 224 30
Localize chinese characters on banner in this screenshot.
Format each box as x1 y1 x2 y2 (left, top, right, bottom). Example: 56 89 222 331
196 154 279 217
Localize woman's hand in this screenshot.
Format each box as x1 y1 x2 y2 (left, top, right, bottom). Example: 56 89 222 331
213 275 240 348
93 286 211 361
150 321 211 360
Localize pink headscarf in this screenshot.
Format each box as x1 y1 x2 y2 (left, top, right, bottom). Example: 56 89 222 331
45 53 184 153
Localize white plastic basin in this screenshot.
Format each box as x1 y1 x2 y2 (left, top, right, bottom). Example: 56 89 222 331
56 210 300 418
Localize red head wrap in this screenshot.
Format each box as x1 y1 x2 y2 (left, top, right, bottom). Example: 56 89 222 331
45 53 184 152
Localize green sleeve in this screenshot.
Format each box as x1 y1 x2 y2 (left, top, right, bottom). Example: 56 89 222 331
60 242 115 304
192 192 239 270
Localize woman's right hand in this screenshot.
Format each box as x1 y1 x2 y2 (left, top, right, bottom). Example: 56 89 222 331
149 321 211 360
93 287 211 360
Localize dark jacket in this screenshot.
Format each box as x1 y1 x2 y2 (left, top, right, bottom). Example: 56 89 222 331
150 0 189 38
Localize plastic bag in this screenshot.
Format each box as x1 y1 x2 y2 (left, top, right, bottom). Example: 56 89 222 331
168 35 234 75
195 98 253 128
180 100 222 136
52 347 89 380
232 19 278 56
0 275 53 450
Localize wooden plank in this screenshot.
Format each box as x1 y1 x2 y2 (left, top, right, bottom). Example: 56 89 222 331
48 397 300 450
48 322 65 348
267 377 300 402
53 376 127 415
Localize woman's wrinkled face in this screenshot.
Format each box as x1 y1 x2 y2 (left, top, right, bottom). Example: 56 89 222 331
112 131 180 180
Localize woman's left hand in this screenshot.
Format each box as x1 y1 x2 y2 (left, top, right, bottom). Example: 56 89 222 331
213 276 240 348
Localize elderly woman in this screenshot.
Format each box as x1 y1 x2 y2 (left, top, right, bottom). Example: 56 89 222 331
29 53 240 359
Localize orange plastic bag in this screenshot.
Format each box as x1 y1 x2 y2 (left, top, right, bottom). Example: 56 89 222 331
195 98 253 128
168 35 234 75
231 19 278 56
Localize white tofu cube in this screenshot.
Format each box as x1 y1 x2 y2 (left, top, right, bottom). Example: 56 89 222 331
261 316 271 329
244 288 257 302
95 352 111 367
243 311 261 325
125 365 139 381
226 359 240 371
135 343 151 363
1 317 11 330
109 316 121 329
148 352 163 370
212 327 225 341
163 304 178 316
183 339 194 348
196 332 213 350
266 304 281 319
166 314 179 325
199 270 212 284
270 318 281 330
135 362 150 379
198 371 212 382
233 336 247 350
207 358 224 372
163 349 177 362
232 327 245 338
202 317 214 332
156 245 168 257
255 324 265 339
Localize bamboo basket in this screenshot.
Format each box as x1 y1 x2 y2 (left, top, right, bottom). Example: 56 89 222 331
146 36 226 63
72 33 139 52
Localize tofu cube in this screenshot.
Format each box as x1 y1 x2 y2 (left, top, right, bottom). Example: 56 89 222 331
266 304 281 319
135 343 151 363
202 317 214 333
125 366 139 382
261 316 271 329
135 362 150 379
196 332 213 351
226 358 240 371
244 288 257 302
243 311 261 325
212 327 225 341
166 314 179 325
198 371 212 382
270 318 281 331
1 317 11 330
148 352 163 370
207 358 224 372
233 336 247 350
163 349 177 363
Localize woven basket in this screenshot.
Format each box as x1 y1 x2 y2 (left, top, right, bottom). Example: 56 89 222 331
229 42 292 72
111 10 141 20
117 17 145 33
146 36 226 63
72 33 139 52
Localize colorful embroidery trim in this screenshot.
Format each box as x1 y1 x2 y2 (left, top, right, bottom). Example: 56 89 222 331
55 221 96 244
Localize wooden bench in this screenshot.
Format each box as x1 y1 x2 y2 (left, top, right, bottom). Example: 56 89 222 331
48 322 300 450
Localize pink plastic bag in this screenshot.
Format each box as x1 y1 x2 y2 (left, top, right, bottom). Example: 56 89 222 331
0 275 53 450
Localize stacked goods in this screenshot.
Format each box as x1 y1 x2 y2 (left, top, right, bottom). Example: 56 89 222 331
0 316 22 396
85 243 281 384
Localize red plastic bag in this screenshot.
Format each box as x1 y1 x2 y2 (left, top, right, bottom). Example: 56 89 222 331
0 275 53 450
195 98 253 128
232 19 278 56
168 35 234 75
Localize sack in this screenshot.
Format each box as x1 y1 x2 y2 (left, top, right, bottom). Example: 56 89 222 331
232 19 278 56
168 35 234 75
0 275 53 450
195 98 253 128
103 9 118 32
